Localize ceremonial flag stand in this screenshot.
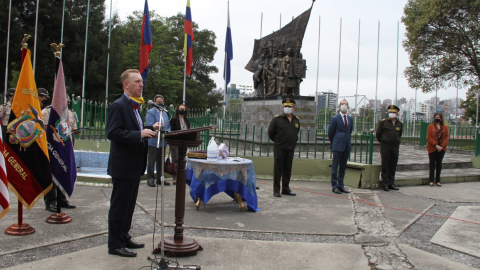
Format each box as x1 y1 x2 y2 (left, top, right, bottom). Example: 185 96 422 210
4 35 37 236
45 43 72 224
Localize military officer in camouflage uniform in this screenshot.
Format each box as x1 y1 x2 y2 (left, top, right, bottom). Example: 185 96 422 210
0 88 15 142
40 87 77 212
376 105 403 192
268 98 300 197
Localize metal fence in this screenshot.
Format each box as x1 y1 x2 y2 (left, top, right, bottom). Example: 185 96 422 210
70 98 477 162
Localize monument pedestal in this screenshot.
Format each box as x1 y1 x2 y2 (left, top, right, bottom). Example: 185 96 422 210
242 95 316 142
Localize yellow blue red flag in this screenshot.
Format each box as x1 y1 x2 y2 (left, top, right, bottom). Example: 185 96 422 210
4 49 52 209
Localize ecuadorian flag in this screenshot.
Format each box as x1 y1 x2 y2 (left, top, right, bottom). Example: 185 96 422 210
4 49 52 209
184 0 194 75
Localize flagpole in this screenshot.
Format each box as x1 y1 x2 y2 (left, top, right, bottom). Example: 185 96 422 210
395 21 399 106
260 12 263 38
336 18 342 99
80 0 91 128
354 19 361 134
105 0 113 123
183 59 187 105
314 16 321 119
3 0 12 103
32 0 40 76
373 21 380 131
60 0 66 57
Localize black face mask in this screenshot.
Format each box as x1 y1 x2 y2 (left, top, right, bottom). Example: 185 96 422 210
178 110 186 115
157 103 164 107
434 118 441 123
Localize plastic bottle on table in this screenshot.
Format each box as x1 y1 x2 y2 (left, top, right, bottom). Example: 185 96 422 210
207 137 218 162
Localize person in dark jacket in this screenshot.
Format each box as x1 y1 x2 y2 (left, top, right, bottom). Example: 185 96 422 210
169 104 190 185
376 105 403 191
106 69 159 258
268 98 300 197
328 100 353 194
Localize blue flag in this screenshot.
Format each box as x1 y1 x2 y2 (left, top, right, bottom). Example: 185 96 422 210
46 59 76 198
224 2 233 94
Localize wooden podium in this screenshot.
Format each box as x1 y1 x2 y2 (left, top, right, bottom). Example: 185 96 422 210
153 126 215 257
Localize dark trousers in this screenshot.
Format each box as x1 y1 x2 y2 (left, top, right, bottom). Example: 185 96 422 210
380 146 399 186
108 177 140 249
273 147 294 193
44 185 68 205
429 151 445 183
2 125 7 145
147 146 165 183
331 148 350 189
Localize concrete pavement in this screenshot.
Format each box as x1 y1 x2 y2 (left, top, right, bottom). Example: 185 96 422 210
1 180 480 269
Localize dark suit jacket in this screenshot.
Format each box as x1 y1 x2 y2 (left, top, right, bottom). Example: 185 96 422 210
328 113 353 153
169 116 190 131
106 95 152 179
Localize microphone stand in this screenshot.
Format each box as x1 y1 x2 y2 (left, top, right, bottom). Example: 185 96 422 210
148 106 201 270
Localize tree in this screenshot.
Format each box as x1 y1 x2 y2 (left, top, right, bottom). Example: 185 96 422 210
0 0 108 101
460 85 479 124
402 0 480 93
112 12 221 108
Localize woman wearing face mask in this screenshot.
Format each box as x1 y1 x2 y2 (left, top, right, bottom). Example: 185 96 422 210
426 113 449 187
169 104 190 185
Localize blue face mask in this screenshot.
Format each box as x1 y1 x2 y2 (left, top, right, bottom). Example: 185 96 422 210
283 107 292 114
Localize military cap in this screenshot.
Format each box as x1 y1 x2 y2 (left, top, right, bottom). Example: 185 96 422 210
37 88 50 98
282 98 295 107
387 105 400 113
7 88 15 97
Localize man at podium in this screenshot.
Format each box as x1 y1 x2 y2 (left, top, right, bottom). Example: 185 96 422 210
106 69 159 258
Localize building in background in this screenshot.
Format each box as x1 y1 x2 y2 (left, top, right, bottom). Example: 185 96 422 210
317 90 337 112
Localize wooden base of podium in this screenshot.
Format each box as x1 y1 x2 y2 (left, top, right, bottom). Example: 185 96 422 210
46 213 72 224
4 223 36 235
154 236 203 257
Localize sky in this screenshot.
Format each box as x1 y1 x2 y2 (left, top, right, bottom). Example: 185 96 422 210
108 0 467 108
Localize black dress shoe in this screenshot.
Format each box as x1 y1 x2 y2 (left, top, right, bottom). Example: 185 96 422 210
147 179 155 187
332 188 342 194
383 186 390 192
273 192 281 197
281 190 296 196
388 185 399 191
59 201 76 209
338 187 350 193
45 203 58 213
108 248 137 257
125 238 145 249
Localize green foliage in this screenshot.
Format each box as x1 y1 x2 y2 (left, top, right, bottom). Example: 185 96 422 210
402 0 480 93
1 1 221 109
460 85 480 124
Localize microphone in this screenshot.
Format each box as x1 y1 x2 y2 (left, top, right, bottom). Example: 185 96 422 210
148 100 167 111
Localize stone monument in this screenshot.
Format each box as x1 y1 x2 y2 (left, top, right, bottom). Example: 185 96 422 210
242 2 316 144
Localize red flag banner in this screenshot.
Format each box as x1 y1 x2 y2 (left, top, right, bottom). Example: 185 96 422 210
4 49 52 209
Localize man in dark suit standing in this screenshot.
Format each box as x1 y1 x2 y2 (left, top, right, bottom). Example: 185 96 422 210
106 69 159 257
328 100 353 194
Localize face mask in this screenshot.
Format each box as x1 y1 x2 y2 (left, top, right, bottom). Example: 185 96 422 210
434 118 441 123
389 113 396 118
178 109 186 115
157 102 164 107
283 107 292 114
340 104 348 113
